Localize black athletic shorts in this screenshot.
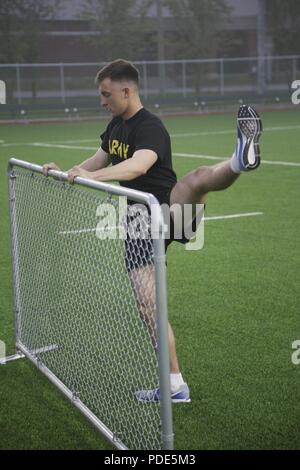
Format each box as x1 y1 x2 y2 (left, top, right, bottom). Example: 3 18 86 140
124 194 204 272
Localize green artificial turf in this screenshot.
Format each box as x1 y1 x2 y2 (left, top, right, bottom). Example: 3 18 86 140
1 108 300 449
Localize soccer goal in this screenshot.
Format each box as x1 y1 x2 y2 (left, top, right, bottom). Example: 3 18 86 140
6 158 173 450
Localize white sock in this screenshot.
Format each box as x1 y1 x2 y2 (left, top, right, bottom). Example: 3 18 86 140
170 372 185 392
230 151 241 174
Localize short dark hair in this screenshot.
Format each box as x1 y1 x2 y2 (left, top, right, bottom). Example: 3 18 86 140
95 59 139 86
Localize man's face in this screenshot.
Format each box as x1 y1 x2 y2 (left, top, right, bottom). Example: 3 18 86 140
98 78 128 117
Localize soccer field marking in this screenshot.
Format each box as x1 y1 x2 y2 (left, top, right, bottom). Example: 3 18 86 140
173 152 300 167
2 123 300 147
58 212 263 235
204 212 263 221
16 142 300 167
170 124 300 138
55 138 100 144
174 153 226 161
0 141 99 149
59 227 97 235
2 140 298 167
31 142 99 150
1 123 300 148
171 130 234 138
59 226 122 235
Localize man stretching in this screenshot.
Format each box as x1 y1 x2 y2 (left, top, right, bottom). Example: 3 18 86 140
43 59 262 403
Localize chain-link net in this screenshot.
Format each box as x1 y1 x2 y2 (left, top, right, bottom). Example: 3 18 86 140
8 166 168 450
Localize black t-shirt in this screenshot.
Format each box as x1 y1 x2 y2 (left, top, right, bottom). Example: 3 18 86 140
100 108 177 205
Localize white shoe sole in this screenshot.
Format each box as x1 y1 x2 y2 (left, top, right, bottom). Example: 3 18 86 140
237 105 262 170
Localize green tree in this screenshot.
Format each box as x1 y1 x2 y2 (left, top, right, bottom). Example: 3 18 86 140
0 0 58 63
164 0 231 59
163 0 231 95
265 0 300 55
0 0 59 103
80 0 153 61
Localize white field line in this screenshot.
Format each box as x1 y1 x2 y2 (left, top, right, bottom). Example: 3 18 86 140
1 123 300 148
59 226 122 235
27 124 300 142
2 139 298 167
1 122 299 166
0 141 99 149
0 142 27 147
31 142 98 150
58 212 263 235
173 152 300 167
9 142 298 167
204 211 263 221
170 124 300 138
174 153 225 162
54 138 100 144
59 227 97 235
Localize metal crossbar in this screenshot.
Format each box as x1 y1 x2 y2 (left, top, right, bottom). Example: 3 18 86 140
7 158 173 450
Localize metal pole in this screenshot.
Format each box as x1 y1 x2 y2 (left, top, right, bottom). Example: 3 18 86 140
16 65 22 105
151 202 174 450
7 161 22 353
156 0 166 96
8 158 156 205
0 351 25 365
143 61 148 100
293 57 297 81
182 61 186 98
60 63 65 104
220 59 224 96
257 0 266 95
16 341 128 450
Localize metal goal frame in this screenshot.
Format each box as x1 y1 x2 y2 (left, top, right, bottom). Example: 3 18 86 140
5 158 173 450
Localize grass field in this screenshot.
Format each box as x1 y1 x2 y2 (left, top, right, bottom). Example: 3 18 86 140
1 107 300 450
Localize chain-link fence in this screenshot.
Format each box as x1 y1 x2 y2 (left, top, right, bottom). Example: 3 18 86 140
7 158 173 450
0 55 298 119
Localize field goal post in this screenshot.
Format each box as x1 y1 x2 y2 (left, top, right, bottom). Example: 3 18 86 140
6 158 173 450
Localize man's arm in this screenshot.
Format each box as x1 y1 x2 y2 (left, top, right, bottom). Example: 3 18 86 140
77 147 110 172
67 149 158 183
42 147 110 176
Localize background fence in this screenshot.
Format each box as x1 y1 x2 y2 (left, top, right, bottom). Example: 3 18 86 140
0 55 298 119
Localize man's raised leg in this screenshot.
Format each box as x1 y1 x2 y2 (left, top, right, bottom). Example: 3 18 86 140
170 105 262 211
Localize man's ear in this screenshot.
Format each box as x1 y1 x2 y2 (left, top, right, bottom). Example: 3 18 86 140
123 87 130 99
